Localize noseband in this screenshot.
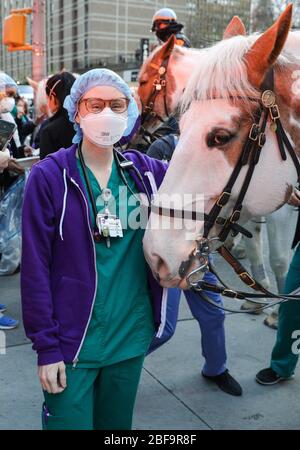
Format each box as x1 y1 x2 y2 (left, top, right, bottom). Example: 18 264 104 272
151 68 300 312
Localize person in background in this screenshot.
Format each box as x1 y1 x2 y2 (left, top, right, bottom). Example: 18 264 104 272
0 138 20 330
0 303 19 330
256 188 300 385
151 8 191 48
14 97 36 146
0 73 33 159
39 72 76 160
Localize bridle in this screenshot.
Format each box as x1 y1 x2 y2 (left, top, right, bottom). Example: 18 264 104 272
151 67 300 313
138 52 172 145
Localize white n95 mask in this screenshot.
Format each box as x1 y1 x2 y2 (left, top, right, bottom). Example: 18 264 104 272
0 97 15 113
80 108 128 147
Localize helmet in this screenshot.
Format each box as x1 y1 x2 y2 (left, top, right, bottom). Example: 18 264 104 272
151 8 177 31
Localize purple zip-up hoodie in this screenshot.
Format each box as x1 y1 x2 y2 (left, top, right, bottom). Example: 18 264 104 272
21 144 168 367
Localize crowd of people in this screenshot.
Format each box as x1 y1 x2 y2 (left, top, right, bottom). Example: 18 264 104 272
0 7 300 430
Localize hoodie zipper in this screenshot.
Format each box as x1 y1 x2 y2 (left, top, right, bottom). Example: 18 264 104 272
70 177 98 369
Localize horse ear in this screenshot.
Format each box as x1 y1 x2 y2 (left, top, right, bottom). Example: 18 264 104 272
245 4 293 88
27 77 38 91
223 16 246 39
153 35 176 64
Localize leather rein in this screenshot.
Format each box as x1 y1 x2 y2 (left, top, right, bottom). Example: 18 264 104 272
151 68 300 312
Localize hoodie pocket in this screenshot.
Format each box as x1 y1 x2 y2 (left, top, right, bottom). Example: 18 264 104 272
53 276 91 340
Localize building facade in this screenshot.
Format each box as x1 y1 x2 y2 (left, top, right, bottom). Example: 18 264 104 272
46 0 188 75
186 0 252 47
0 0 33 82
0 0 188 81
2 0 299 82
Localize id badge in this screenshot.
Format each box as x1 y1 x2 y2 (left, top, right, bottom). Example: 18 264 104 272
97 214 123 238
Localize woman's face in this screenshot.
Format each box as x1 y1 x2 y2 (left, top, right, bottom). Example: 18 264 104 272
75 85 127 123
17 99 25 113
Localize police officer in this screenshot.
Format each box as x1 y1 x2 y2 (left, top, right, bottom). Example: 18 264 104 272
151 7 191 48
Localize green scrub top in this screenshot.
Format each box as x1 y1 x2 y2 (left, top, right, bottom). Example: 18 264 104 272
76 155 155 368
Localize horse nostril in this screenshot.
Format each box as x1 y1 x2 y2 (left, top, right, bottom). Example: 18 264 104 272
156 256 165 272
151 254 173 281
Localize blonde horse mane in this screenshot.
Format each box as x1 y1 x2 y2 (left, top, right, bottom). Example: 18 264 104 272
180 33 299 114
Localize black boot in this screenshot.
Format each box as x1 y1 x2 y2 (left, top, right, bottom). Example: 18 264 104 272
202 369 243 396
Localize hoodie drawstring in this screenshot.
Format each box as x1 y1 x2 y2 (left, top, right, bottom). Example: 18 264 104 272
59 169 68 241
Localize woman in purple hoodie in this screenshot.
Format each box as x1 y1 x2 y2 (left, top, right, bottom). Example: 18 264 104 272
21 69 169 430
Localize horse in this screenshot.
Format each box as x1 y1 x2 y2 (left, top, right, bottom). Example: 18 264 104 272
143 5 300 300
138 17 298 323
135 35 203 147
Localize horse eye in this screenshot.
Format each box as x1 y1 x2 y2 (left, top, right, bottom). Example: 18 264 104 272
139 80 147 86
207 130 234 149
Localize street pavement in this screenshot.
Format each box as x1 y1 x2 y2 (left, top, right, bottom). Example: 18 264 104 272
0 220 300 430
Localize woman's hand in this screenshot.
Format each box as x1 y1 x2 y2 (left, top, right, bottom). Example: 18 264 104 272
38 362 67 394
288 187 300 207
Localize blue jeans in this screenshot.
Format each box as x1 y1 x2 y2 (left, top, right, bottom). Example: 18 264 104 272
148 271 227 376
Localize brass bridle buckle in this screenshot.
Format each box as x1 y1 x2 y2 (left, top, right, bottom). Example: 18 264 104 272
259 132 266 148
270 105 280 120
249 124 260 141
223 289 238 299
144 102 154 113
239 271 256 288
217 191 231 207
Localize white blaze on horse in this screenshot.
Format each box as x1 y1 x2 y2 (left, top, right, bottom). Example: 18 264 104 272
143 5 300 292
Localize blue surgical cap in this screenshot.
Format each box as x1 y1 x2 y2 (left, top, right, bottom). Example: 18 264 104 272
63 68 139 144
0 72 18 90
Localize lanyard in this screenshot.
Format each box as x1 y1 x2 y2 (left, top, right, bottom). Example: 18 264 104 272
78 143 109 243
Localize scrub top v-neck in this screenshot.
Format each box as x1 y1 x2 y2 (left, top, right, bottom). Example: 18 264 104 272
75 155 155 368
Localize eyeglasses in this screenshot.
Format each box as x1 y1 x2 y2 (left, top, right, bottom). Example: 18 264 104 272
79 97 130 115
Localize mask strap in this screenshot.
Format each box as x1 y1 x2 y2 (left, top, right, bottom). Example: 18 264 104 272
48 79 61 98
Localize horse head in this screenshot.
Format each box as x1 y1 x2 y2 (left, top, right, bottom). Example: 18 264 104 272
137 36 203 137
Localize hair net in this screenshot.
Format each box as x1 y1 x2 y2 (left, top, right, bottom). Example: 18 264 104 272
63 68 139 144
0 72 18 90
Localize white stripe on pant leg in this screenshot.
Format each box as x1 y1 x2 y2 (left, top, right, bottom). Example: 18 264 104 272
156 288 168 338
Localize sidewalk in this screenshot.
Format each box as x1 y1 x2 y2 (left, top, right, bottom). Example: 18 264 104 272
1 248 300 430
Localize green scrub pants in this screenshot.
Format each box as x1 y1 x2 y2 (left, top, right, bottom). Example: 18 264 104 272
271 244 300 378
42 355 144 430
